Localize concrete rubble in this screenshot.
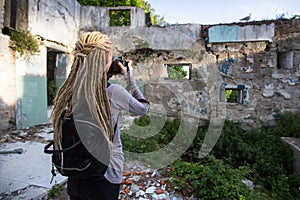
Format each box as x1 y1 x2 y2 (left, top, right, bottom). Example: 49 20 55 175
120 161 197 200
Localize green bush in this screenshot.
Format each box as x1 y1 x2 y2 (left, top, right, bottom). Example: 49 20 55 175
166 156 264 199
121 111 300 199
47 183 64 199
121 115 180 153
274 110 300 138
9 29 40 56
212 119 299 199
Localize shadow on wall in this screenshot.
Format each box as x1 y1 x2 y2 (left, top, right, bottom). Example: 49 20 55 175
0 97 15 130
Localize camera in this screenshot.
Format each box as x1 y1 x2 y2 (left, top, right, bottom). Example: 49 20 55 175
108 56 129 75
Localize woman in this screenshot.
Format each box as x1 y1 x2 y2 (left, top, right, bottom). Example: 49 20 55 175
51 31 150 199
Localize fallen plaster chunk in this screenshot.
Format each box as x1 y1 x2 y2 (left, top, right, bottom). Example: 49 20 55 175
262 83 274 97
145 186 156 194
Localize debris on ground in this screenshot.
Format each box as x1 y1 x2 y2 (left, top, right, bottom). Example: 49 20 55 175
0 122 196 200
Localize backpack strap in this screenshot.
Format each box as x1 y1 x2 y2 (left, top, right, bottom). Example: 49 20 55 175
44 140 82 154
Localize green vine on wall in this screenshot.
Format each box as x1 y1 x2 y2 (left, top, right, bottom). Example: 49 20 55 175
9 29 40 56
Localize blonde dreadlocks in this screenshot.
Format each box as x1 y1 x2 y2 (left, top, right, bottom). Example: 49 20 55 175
51 31 113 151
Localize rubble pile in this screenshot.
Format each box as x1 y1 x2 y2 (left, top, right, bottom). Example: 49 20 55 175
0 124 53 144
120 162 196 200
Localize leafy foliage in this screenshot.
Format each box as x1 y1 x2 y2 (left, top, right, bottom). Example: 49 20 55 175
121 111 300 199
274 110 300 138
9 29 40 56
167 66 188 79
109 9 131 26
166 157 263 199
211 120 298 199
226 89 240 103
121 115 179 153
47 183 64 199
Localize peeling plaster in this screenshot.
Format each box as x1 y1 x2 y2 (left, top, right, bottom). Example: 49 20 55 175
276 86 291 99
220 58 236 77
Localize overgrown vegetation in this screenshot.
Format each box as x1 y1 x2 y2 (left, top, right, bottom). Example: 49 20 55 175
9 29 40 56
109 9 131 26
121 111 300 199
47 183 64 199
167 65 188 79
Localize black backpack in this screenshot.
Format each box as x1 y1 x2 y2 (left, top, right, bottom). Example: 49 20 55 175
44 111 114 182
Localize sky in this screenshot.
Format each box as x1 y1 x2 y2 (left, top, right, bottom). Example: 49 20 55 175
146 0 300 25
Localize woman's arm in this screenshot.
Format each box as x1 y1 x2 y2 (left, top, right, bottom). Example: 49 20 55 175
111 85 149 115
111 60 150 115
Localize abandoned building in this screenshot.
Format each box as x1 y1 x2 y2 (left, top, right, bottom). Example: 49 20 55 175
0 0 299 130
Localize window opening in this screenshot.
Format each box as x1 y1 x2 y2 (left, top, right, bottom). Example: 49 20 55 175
225 88 243 104
47 49 67 106
166 64 191 80
47 50 57 106
277 51 294 70
109 9 131 26
10 0 17 28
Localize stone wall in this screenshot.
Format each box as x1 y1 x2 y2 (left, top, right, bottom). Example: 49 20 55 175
209 20 299 127
110 19 300 128
109 25 221 122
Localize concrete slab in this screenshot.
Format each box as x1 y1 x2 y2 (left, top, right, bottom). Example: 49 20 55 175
0 140 67 199
281 137 300 175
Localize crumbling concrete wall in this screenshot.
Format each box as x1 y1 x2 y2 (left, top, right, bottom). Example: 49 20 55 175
80 6 145 36
203 20 299 127
15 47 48 129
110 19 300 128
109 25 222 121
0 0 79 129
0 34 16 129
0 0 14 129
28 0 80 48
0 0 4 29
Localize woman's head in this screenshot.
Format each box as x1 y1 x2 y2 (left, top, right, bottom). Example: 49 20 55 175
75 31 112 56
75 31 113 72
52 31 115 149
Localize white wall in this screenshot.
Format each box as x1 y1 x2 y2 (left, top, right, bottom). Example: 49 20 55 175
28 0 80 49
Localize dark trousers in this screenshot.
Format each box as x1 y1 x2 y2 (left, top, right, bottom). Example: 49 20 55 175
67 176 120 200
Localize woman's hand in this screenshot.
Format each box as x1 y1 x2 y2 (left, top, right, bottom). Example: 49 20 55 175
117 59 132 75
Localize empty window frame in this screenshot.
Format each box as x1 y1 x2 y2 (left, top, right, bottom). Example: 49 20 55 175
225 88 243 104
277 51 294 70
166 64 191 80
109 9 131 26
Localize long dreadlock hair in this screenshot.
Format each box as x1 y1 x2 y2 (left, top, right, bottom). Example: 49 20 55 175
51 31 114 151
